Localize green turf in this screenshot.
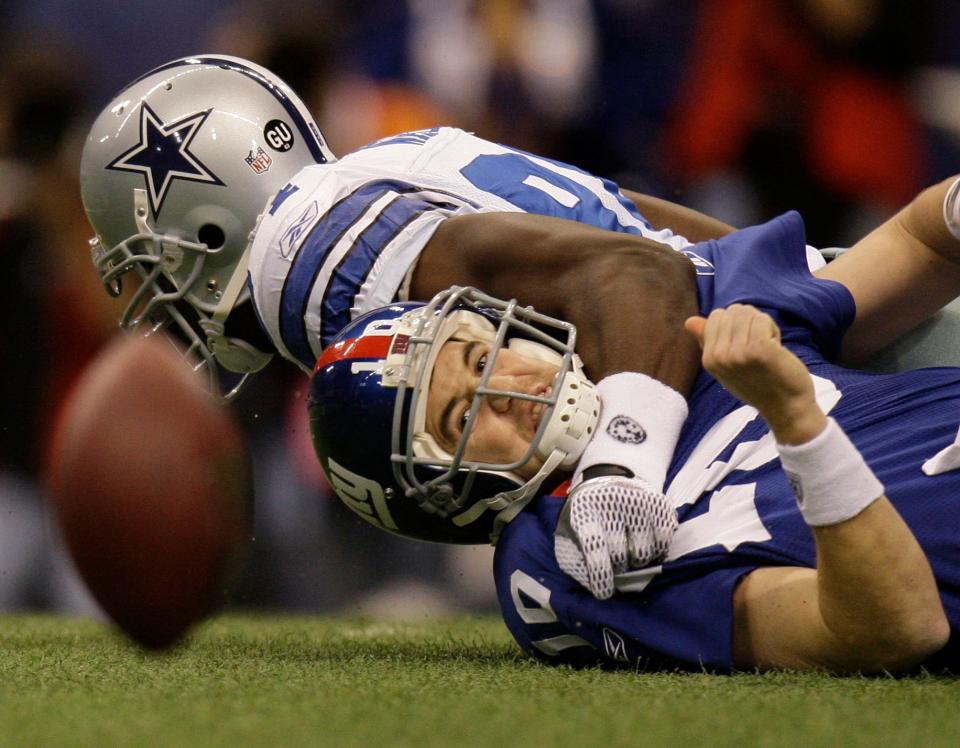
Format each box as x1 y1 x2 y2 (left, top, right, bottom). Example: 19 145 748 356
2 614 960 747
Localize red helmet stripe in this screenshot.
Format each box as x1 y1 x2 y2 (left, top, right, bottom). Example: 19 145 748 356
313 334 393 373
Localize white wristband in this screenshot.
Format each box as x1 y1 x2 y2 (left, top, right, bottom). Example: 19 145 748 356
943 176 960 241
777 417 884 527
572 372 688 492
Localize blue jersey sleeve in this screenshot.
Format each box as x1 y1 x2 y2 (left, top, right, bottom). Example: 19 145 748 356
494 496 752 671
688 212 856 360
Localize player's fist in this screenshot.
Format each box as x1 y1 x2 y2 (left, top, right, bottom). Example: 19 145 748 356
684 305 825 444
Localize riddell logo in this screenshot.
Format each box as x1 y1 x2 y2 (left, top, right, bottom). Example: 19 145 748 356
245 146 273 174
602 627 629 663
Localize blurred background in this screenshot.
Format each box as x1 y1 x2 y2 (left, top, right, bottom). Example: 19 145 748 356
0 0 958 621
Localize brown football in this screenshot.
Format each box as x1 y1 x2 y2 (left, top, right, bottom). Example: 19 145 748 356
46 333 252 649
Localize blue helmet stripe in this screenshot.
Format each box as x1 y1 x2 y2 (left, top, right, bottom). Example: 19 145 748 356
122 56 328 164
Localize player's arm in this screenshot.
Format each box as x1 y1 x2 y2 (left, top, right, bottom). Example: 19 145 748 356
411 211 701 391
415 212 702 597
686 305 949 673
815 176 960 364
620 189 737 243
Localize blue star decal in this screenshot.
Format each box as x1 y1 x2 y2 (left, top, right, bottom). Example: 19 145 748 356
107 103 224 218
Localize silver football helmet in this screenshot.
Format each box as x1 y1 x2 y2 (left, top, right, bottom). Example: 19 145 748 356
80 55 335 396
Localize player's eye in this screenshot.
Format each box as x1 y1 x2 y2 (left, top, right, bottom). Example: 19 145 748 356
475 352 487 373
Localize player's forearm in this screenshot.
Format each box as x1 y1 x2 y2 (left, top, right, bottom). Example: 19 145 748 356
902 175 960 268
557 249 700 495
819 176 960 363
812 500 948 671
734 455 948 674
552 248 700 389
621 189 736 243
767 401 947 669
776 416 947 671
413 212 701 394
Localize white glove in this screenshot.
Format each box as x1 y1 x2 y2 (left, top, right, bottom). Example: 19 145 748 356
554 476 678 600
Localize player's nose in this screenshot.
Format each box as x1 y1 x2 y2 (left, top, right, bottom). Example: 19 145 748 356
483 371 518 414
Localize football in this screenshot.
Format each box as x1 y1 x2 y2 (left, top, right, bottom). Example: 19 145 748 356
46 333 253 650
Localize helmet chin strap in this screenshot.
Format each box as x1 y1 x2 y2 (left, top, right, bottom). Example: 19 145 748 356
198 239 273 374
452 448 567 536
453 449 567 527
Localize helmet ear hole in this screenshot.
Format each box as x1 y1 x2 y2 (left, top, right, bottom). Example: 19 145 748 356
197 223 226 250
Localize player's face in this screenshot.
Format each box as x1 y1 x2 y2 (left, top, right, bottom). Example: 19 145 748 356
425 340 560 479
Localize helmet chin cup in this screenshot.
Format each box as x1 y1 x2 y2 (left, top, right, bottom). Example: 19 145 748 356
201 322 274 374
506 337 600 468
536 362 600 469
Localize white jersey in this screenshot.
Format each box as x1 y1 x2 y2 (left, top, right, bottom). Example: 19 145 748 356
248 126 695 373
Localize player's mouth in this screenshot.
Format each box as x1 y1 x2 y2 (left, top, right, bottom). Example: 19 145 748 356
530 385 553 432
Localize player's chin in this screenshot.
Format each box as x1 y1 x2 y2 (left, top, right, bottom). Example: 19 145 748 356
515 451 546 481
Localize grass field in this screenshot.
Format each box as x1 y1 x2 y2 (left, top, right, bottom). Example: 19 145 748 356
2 613 960 747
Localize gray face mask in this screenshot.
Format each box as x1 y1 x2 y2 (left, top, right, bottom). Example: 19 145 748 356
390 286 601 535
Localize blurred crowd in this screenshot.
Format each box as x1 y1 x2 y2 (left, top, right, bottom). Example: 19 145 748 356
0 0 957 620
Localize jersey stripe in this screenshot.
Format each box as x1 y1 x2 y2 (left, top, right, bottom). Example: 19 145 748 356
279 180 457 368
318 193 442 346
278 189 374 367
279 180 411 366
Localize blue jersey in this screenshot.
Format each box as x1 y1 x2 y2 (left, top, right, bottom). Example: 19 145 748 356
494 211 960 671
247 127 693 373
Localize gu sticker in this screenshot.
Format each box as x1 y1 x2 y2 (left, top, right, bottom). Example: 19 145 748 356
264 119 294 152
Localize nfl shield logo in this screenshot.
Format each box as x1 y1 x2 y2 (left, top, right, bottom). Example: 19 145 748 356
245 146 273 174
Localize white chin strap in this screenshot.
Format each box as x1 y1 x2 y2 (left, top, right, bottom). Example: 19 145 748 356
452 448 567 533
198 240 273 375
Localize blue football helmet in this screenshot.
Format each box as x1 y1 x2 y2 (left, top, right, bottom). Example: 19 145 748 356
308 286 601 544
80 54 335 397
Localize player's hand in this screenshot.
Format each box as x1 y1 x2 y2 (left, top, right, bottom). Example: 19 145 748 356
554 476 677 600
684 305 825 444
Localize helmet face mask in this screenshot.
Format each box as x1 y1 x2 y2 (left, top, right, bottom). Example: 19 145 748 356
309 287 601 544
80 55 335 396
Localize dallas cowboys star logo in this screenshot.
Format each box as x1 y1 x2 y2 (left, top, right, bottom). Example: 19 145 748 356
107 103 224 218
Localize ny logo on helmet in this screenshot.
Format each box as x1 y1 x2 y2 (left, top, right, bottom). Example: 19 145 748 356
327 458 397 531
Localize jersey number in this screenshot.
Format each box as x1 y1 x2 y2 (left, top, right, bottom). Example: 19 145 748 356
459 152 648 233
